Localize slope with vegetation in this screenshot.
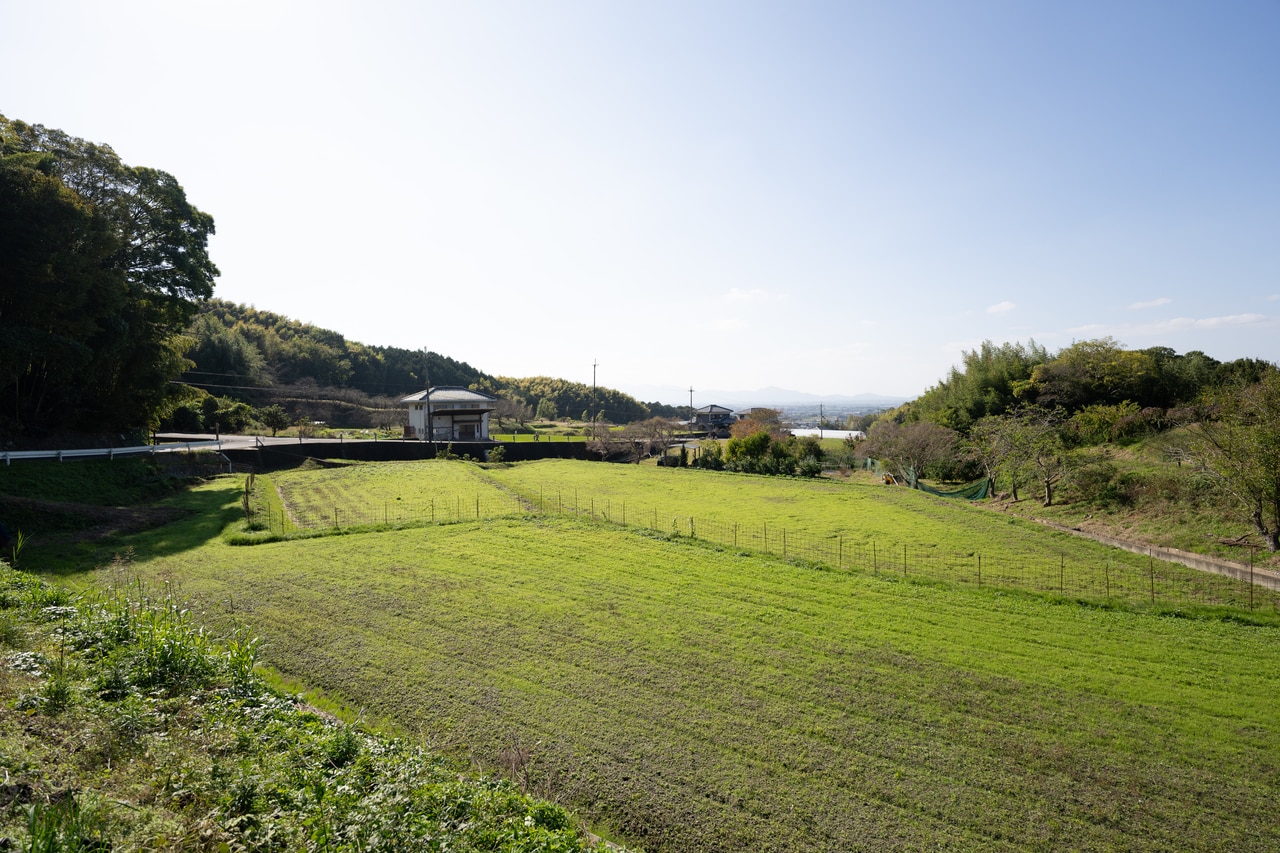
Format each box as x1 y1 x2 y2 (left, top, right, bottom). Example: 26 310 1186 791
857 338 1280 560
0 561 603 851
7 458 1280 852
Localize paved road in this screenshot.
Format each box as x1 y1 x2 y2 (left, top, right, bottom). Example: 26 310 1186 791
155 433 387 450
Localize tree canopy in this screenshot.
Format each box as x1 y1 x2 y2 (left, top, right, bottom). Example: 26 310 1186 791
902 337 1262 434
1 114 217 439
490 376 650 425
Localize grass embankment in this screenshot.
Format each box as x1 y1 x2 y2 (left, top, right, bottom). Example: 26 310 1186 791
0 562 603 851
0 457 191 547
67 467 1280 853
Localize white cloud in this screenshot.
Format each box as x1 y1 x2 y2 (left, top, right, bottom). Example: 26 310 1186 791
1190 313 1267 328
986 301 1016 315
1267 294 1280 302
1129 297 1172 309
1066 314 1267 339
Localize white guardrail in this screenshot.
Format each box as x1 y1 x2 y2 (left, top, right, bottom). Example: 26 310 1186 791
2 441 224 465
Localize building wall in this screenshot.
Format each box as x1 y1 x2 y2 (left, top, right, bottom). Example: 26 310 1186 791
406 404 491 440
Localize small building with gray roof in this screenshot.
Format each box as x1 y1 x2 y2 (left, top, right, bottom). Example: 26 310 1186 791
399 386 497 441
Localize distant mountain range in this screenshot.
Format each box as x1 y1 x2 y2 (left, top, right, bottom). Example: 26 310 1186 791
623 384 908 411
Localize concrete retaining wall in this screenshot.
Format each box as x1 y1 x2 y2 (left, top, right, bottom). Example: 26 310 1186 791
224 439 592 470
1034 519 1280 592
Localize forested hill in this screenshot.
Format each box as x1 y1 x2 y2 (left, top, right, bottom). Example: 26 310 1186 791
187 300 489 398
892 339 1275 431
184 300 664 426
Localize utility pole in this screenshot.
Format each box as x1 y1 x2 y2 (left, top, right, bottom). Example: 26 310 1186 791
424 350 433 450
592 359 599 439
819 403 824 439
689 386 695 434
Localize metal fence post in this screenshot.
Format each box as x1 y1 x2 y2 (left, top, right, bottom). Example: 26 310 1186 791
1149 554 1155 604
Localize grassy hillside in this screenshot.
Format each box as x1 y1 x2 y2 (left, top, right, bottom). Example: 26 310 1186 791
13 459 1277 852
991 434 1277 567
0 562 602 851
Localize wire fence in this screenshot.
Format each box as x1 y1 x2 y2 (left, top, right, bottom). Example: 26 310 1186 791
261 487 1280 615
266 492 530 530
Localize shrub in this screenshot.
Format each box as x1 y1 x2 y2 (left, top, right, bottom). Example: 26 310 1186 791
797 456 824 478
1068 460 1121 506
695 440 725 471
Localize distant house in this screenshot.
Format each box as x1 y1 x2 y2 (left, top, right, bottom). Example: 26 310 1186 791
691 404 737 436
399 386 497 441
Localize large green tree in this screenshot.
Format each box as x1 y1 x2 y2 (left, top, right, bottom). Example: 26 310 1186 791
913 340 1049 430
1 115 218 437
1186 369 1280 551
860 420 959 487
0 150 120 431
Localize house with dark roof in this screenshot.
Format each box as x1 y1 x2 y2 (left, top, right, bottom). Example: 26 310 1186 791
399 386 497 441
691 404 737 436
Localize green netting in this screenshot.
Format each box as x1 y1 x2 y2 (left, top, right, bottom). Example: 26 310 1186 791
916 478 992 500
864 458 990 499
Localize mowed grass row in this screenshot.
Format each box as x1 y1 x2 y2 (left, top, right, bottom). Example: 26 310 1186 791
266 460 529 529
119 485 1280 853
265 460 1279 612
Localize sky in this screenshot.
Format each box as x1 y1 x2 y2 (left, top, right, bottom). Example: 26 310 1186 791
3 1 1278 404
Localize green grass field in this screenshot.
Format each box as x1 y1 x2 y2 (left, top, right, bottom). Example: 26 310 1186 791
49 460 1280 853
250 460 1278 612
482 461 1279 612
265 459 527 529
